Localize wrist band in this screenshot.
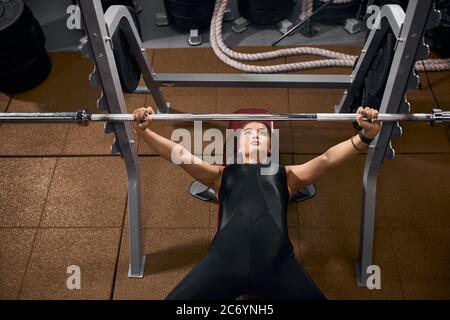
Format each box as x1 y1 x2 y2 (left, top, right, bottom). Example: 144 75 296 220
351 136 364 152
359 131 374 144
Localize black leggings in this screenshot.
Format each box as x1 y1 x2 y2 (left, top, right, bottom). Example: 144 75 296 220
165 238 326 300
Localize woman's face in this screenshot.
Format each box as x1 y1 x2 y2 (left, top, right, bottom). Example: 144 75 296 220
238 122 271 163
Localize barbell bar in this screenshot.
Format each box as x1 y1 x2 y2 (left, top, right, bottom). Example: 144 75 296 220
0 109 448 125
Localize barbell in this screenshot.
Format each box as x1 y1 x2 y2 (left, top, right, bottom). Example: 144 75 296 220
0 108 448 125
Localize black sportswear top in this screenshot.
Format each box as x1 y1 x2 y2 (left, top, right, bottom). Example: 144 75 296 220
217 163 290 238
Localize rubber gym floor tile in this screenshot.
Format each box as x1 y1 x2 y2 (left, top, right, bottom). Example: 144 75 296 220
62 122 116 156
294 154 389 228
405 86 442 108
391 122 450 153
0 93 11 112
0 99 70 156
290 93 357 154
421 70 450 102
217 46 288 97
0 158 56 228
113 228 210 300
15 52 103 113
289 92 354 150
389 227 450 299
138 95 218 156
152 48 218 97
217 93 293 153
290 92 343 113
133 157 210 228
64 94 147 155
299 226 403 299
286 45 361 95
377 154 450 228
0 228 36 299
19 228 121 300
40 157 127 228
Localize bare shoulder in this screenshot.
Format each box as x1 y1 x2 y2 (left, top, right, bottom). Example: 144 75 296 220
213 165 225 194
284 165 297 180
284 165 295 199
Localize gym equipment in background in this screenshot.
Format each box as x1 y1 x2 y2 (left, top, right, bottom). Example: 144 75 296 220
231 0 296 35
111 5 142 93
213 0 450 73
0 0 51 94
237 0 295 25
78 2 142 93
312 0 360 24
163 0 215 30
429 0 450 58
156 0 233 46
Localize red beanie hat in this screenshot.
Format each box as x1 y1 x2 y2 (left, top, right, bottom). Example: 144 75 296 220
228 108 275 132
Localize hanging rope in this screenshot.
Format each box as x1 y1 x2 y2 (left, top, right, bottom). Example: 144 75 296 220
210 0 450 73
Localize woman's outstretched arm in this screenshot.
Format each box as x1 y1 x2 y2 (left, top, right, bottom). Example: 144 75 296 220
133 107 223 193
286 107 381 196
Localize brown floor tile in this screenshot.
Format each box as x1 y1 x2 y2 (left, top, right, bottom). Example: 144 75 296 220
394 86 450 153
0 158 56 227
217 93 293 153
217 46 288 96
292 120 449 156
63 122 116 156
390 227 450 299
291 122 357 154
289 89 449 154
139 95 217 155
0 99 71 156
130 157 210 228
377 154 450 228
294 154 388 228
392 122 450 153
15 52 102 113
113 228 210 300
152 48 218 97
290 92 357 154
406 78 450 146
286 45 360 95
0 93 11 111
40 157 127 227
20 228 121 299
64 94 146 155
421 70 450 103
0 228 36 299
299 226 403 299
290 92 343 113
